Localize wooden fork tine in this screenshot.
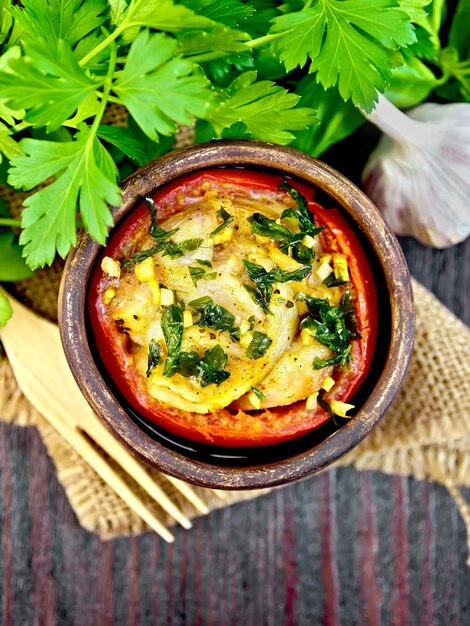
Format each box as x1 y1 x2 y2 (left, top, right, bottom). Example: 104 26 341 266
3 348 175 543
164 475 210 515
1 293 193 529
78 417 193 529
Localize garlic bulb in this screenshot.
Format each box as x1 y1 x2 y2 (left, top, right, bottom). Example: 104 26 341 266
362 95 470 248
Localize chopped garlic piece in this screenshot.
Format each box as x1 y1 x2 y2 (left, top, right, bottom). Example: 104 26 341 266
296 300 308 316
103 287 116 304
213 227 233 245
160 289 174 306
268 245 303 271
316 260 333 281
333 254 349 282
306 392 318 410
240 320 251 335
254 234 269 244
149 282 161 305
301 328 314 346
321 376 335 392
248 252 273 272
183 310 193 328
226 254 243 274
248 391 262 410
302 234 315 249
329 399 355 418
134 257 155 282
240 331 253 348
101 256 121 278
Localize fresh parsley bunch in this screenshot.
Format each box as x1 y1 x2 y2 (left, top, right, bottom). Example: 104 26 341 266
0 0 467 308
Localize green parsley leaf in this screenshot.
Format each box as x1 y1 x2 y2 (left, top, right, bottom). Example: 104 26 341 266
188 266 206 286
113 31 212 140
210 206 234 236
178 27 249 57
146 339 162 377
163 238 203 259
173 345 230 387
243 283 271 315
139 195 179 242
123 0 217 34
196 259 212 268
0 290 12 328
251 386 265 401
197 302 236 332
10 0 107 47
0 232 33 281
188 296 213 310
188 265 216 286
96 125 148 166
108 0 128 26
270 0 416 110
180 0 254 28
0 38 97 131
299 294 355 365
207 71 317 144
248 212 292 246
161 303 184 377
9 132 120 268
312 350 350 370
243 260 311 311
0 122 22 164
246 331 272 360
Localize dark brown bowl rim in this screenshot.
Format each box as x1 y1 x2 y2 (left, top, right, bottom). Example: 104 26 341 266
58 140 414 490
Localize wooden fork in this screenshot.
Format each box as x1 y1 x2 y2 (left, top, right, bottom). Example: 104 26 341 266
0 290 210 542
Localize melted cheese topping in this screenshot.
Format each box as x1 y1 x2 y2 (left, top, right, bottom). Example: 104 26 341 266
103 184 342 414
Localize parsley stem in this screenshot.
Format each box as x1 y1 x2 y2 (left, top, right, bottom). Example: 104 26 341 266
245 31 287 49
0 218 21 227
90 43 118 135
79 25 126 67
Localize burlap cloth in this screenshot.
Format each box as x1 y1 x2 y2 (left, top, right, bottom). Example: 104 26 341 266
0 110 469 550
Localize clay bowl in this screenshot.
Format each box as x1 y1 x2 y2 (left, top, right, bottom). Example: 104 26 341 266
59 140 414 489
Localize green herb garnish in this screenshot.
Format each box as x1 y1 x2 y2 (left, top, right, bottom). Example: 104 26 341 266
243 259 310 311
196 259 212 268
188 296 213 310
248 211 317 266
161 303 184 377
146 339 161 377
298 291 360 370
141 195 179 242
163 238 203 259
312 347 351 371
251 387 266 401
121 196 180 268
172 345 230 387
246 331 272 360
323 274 347 288
279 181 325 236
211 206 234 236
188 296 239 338
188 265 217 286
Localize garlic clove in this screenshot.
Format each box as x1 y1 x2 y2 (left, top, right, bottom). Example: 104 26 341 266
362 96 470 248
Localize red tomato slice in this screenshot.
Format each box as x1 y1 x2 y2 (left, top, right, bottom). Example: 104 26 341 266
88 169 377 447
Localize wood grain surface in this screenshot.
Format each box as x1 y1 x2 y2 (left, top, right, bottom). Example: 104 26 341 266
1 136 470 624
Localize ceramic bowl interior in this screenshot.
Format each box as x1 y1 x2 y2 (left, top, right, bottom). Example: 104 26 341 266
59 141 414 489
